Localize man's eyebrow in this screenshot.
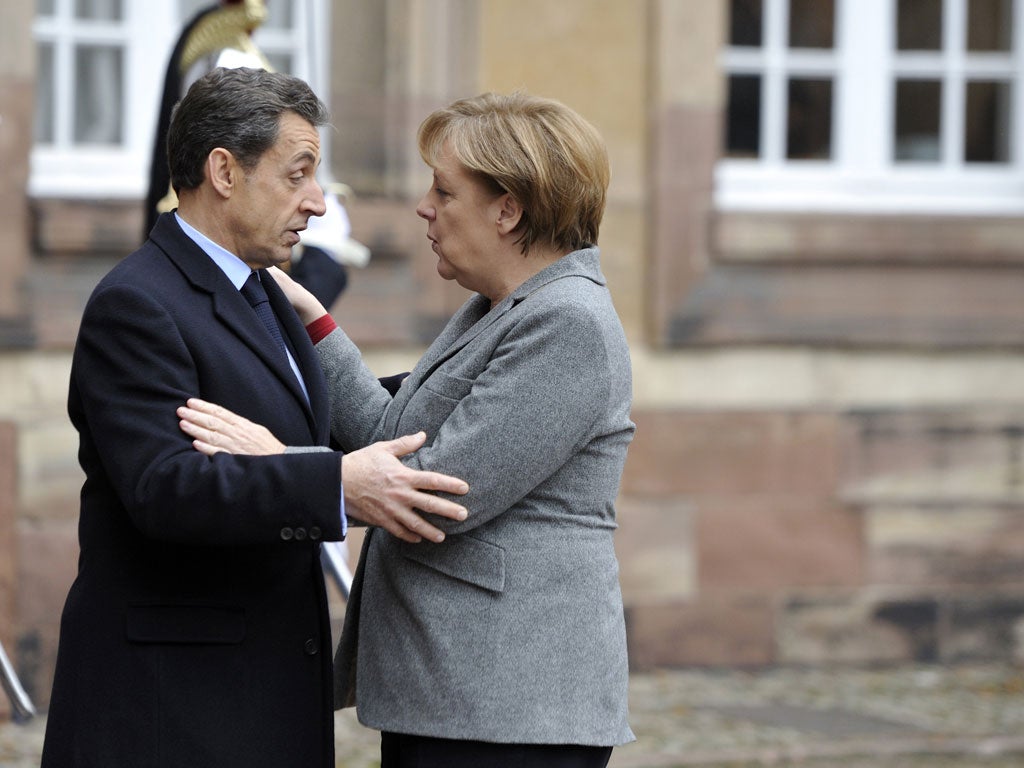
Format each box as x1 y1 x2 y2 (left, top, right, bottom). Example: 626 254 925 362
291 150 318 166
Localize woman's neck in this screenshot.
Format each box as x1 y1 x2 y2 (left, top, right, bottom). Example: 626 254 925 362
486 244 567 308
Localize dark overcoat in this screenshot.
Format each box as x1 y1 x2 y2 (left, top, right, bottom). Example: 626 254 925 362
41 213 344 768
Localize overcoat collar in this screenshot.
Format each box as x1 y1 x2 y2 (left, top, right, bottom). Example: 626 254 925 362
148 212 329 443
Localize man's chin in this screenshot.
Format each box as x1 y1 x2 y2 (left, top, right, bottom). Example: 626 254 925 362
243 251 292 271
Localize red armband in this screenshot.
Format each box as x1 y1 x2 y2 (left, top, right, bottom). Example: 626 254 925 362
306 314 338 344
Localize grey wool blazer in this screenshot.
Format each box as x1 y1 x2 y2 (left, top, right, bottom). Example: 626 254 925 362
325 248 636 746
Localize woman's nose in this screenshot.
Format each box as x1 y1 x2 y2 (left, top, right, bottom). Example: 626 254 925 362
415 196 433 220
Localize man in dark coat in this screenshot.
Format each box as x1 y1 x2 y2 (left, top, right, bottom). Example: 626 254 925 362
41 67 467 768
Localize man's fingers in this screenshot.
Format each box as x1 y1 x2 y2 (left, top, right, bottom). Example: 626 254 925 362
407 469 469 497
409 492 468 522
385 431 427 457
387 513 442 544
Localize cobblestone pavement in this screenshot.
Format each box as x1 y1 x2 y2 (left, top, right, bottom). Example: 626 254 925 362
3 663 1024 767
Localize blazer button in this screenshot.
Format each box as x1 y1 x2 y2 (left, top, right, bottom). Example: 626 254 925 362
309 526 321 540
304 638 319 655
280 527 294 541
294 527 307 541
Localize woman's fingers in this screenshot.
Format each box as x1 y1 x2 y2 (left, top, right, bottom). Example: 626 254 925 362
177 400 286 455
178 415 224 455
185 398 239 425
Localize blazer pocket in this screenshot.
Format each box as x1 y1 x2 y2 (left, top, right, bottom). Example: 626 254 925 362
420 370 474 402
399 534 506 594
397 370 475 438
125 603 246 645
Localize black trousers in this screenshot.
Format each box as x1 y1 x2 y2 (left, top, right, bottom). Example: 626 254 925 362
380 732 614 768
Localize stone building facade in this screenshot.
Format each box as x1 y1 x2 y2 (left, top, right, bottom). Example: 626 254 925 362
2 0 1024 716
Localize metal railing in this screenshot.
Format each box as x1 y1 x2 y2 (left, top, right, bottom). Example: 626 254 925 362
0 639 35 723
321 540 353 599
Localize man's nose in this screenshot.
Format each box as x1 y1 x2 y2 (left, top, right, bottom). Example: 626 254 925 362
305 185 327 216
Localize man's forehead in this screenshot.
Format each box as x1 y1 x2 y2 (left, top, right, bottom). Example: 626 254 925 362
273 114 321 159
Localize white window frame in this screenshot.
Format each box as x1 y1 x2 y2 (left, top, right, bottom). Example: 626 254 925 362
30 0 330 200
716 0 1024 216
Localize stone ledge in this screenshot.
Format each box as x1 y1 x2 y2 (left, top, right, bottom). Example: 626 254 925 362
668 264 1024 349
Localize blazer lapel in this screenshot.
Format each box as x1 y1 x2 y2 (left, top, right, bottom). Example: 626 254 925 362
410 250 604 384
383 249 607 438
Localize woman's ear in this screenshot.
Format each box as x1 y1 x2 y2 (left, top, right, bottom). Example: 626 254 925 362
207 148 236 198
495 193 523 235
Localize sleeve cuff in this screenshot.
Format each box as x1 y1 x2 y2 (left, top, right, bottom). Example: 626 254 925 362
306 314 338 344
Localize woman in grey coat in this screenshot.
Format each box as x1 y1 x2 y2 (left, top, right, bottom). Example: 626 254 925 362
179 91 636 767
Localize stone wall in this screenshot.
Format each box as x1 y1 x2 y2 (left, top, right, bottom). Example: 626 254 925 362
618 404 1024 670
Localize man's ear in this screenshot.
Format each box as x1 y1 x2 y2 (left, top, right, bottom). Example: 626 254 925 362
495 193 523 235
207 148 236 199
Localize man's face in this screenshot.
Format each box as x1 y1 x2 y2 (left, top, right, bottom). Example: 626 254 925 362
228 111 326 270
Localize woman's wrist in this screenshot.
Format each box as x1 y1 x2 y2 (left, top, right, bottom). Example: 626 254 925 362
306 314 337 344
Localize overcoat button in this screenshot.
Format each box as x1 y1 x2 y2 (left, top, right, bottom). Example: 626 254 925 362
304 638 318 655
280 527 294 541
294 527 307 541
309 526 321 540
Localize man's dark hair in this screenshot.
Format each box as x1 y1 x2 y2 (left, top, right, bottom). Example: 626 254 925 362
167 67 329 193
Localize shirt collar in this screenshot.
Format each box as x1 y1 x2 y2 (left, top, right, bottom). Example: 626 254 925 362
175 212 253 290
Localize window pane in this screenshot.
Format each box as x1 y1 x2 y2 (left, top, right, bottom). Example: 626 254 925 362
788 0 835 49
266 52 294 75
787 78 832 159
34 43 55 144
897 0 943 50
726 74 762 158
74 45 123 144
965 80 1012 163
968 0 1013 51
263 0 294 30
178 0 211 23
730 0 763 47
894 79 942 161
37 0 56 16
74 0 123 21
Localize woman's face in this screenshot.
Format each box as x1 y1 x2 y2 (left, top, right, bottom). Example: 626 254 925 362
415 147 506 296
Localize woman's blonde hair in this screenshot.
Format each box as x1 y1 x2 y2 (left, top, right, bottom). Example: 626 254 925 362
417 91 610 255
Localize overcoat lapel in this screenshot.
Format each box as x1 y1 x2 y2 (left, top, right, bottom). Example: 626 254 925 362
264 268 330 442
150 215 321 440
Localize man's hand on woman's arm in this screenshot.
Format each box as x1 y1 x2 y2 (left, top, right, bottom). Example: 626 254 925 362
178 398 468 544
341 431 468 543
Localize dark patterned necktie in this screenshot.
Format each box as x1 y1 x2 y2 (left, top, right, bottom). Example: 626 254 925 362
240 271 289 363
